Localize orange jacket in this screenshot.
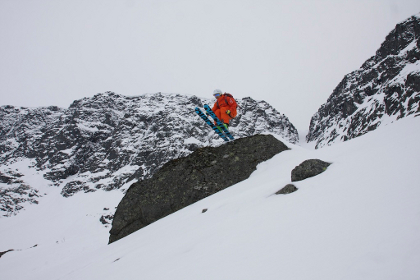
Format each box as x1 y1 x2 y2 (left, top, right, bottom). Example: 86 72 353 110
212 94 236 113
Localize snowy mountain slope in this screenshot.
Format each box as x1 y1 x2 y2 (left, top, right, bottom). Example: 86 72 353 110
1 116 419 280
0 92 298 217
307 14 420 148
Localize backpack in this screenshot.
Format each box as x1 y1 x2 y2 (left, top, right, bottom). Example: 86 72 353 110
223 93 238 118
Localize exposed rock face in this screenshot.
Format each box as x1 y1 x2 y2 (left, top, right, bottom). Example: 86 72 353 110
0 170 41 216
109 134 289 243
291 159 331 182
307 14 420 148
0 92 298 217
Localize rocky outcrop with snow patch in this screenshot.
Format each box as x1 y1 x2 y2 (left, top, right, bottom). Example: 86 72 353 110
291 159 331 182
307 14 420 148
0 92 298 216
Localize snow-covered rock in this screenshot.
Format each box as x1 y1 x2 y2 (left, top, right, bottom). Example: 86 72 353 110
307 14 420 148
0 92 298 216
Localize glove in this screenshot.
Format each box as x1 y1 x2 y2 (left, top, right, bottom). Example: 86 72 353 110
226 110 231 116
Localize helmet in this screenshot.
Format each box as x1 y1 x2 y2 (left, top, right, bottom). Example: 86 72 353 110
213 89 222 96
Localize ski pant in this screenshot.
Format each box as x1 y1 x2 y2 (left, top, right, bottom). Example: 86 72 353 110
214 108 231 125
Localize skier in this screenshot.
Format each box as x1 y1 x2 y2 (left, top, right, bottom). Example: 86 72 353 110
210 89 237 130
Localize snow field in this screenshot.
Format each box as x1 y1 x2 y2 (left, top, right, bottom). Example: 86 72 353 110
0 116 419 279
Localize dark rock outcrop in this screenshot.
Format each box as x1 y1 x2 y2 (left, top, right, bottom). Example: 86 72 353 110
307 14 420 148
291 159 331 182
109 134 289 243
276 184 298 195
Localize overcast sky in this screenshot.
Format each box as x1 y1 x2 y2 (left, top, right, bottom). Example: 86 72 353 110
1 0 419 130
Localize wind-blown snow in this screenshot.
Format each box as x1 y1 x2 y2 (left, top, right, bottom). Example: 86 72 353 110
0 117 419 279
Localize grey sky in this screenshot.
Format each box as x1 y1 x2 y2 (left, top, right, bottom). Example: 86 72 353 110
1 0 419 130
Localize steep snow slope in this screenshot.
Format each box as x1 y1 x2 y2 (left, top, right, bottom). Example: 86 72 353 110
0 116 419 280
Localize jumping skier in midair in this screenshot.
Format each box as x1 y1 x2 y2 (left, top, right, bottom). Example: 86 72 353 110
194 89 238 141
210 89 238 131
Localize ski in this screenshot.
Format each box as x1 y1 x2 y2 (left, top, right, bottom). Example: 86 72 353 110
195 107 229 142
203 104 235 140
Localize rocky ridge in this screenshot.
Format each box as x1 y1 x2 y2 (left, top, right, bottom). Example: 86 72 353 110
0 92 298 217
307 14 420 148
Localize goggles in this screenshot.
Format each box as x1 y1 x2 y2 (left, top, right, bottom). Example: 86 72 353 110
213 93 221 97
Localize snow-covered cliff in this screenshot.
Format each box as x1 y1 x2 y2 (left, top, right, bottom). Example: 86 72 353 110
0 92 298 216
307 14 420 148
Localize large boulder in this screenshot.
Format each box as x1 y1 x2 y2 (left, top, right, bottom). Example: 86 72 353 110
109 134 289 243
276 184 298 195
291 159 331 182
